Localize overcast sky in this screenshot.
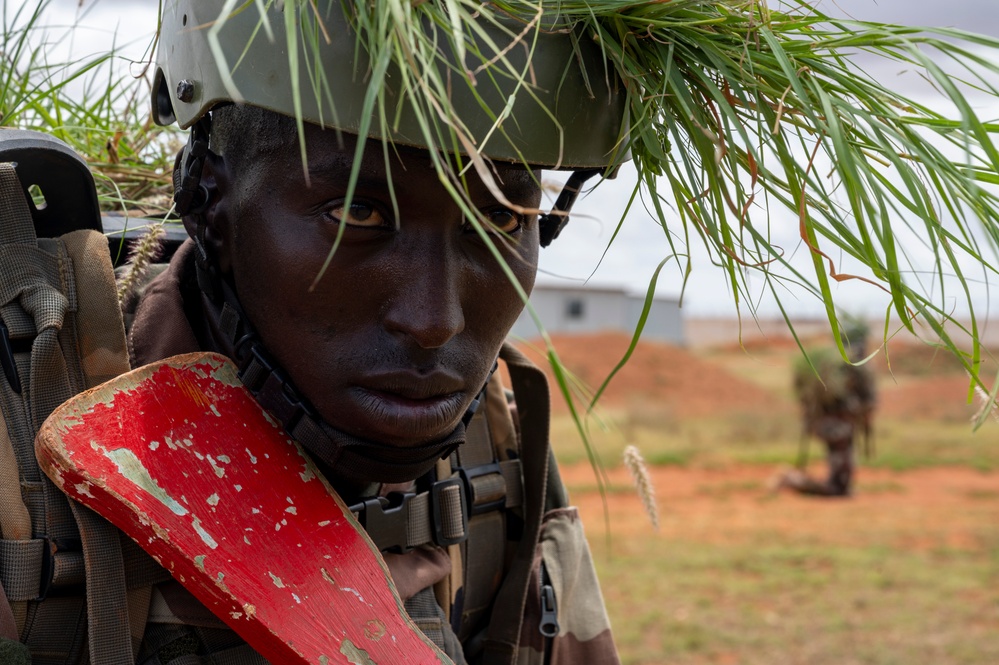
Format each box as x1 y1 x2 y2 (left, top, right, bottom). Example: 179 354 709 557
13 0 999 319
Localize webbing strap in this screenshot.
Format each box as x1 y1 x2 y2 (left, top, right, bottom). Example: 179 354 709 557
453 401 501 640
499 460 523 509
0 166 80 657
0 160 130 661
61 227 162 657
71 501 134 665
405 492 434 547
127 585 153 656
50 550 85 588
0 168 35 247
60 230 131 389
0 539 43 601
0 408 30 541
484 376 518 457
481 344 551 665
432 456 459 628
436 486 465 543
469 473 505 506
0 165 84 540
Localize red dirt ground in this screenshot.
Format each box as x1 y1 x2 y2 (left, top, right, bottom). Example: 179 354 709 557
562 463 999 551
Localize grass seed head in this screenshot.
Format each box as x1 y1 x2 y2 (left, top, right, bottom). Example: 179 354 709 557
623 444 660 531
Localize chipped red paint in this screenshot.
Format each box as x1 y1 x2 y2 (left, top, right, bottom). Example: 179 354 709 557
36 352 451 665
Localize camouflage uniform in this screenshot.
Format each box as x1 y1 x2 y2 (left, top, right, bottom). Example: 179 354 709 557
788 348 876 497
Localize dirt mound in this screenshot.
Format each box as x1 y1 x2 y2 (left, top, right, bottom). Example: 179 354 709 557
511 333 791 418
874 341 970 377
878 374 982 422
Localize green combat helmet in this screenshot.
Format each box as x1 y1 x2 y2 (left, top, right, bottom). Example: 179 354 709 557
151 3 628 167
148 1 636 476
151 0 629 244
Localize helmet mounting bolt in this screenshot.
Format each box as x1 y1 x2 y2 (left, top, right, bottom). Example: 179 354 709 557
176 79 196 103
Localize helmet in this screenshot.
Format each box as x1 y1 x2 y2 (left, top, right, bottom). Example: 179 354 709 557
152 1 628 170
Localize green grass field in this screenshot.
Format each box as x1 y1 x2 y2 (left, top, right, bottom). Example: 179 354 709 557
594 537 999 665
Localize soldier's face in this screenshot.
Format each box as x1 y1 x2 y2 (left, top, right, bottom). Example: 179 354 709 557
207 127 540 447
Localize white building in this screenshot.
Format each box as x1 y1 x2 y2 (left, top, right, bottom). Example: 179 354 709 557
508 284 684 344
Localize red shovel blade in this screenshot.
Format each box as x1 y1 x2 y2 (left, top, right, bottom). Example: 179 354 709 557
36 352 451 665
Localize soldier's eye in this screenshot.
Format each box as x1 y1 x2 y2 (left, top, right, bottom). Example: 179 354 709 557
482 208 524 234
329 202 386 228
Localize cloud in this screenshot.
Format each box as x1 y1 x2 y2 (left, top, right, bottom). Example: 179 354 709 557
814 0 999 34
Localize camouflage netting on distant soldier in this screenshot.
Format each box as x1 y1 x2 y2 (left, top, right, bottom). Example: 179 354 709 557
793 349 876 452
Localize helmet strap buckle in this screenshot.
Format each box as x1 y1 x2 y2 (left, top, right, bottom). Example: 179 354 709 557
173 116 212 216
538 168 601 247
173 116 223 301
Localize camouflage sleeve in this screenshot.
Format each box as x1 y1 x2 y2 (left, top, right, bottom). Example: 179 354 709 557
516 474 620 664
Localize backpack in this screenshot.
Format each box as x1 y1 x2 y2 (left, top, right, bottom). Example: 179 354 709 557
0 129 167 664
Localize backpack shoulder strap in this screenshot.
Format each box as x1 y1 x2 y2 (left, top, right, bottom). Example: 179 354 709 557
479 343 551 664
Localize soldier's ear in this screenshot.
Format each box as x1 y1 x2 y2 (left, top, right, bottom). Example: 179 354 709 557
191 152 234 275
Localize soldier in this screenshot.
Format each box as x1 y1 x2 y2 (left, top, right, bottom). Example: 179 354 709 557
780 322 877 497
122 2 623 663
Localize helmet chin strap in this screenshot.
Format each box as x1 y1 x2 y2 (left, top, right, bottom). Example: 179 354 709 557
537 168 602 246
201 276 490 486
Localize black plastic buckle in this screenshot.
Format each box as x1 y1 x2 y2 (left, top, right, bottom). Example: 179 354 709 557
430 476 468 547
459 462 506 516
174 117 211 216
0 129 102 237
352 492 416 554
539 561 560 638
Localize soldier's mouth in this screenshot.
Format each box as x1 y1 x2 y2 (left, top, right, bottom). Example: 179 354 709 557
349 386 467 445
